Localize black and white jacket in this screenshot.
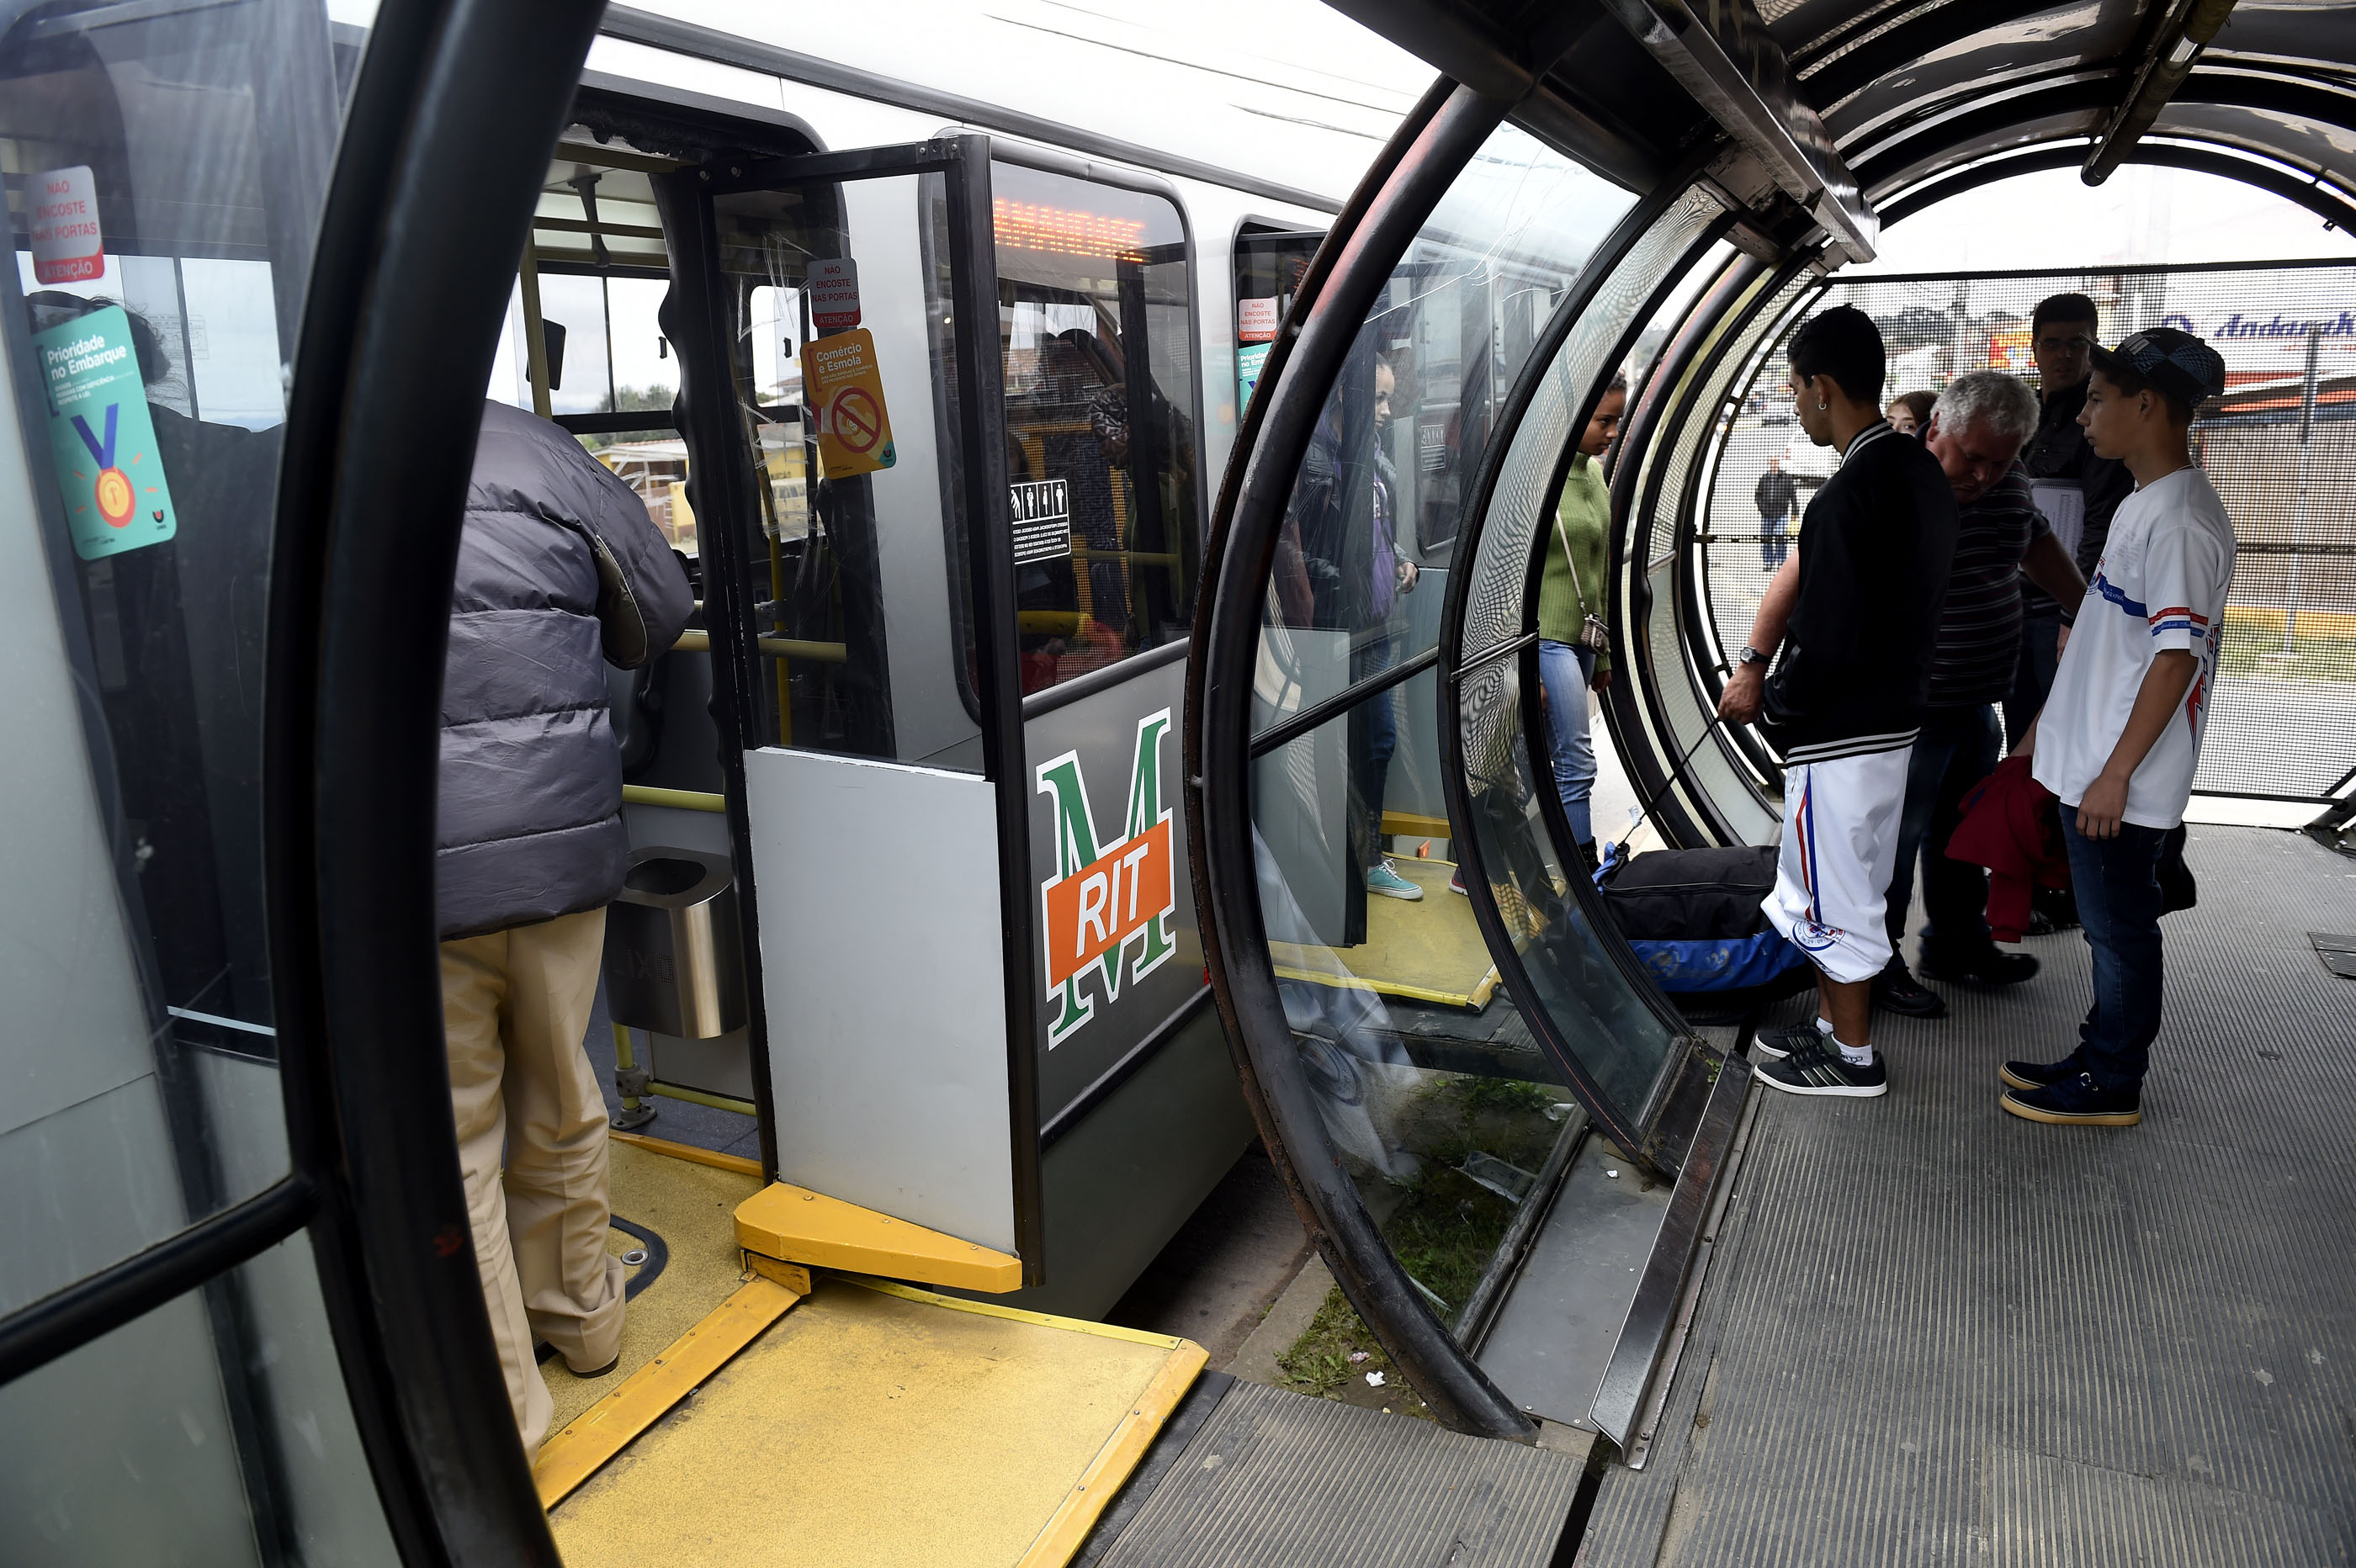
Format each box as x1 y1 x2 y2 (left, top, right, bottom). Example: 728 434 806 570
1761 420 1958 765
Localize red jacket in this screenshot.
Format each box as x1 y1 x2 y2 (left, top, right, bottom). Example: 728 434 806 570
1945 755 2069 942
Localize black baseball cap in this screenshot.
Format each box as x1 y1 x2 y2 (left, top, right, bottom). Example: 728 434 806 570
2091 326 2226 408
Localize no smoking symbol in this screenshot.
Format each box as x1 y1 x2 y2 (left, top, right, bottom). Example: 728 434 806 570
831 386 883 453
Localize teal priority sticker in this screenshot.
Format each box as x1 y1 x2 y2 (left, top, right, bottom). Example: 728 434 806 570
34 305 176 559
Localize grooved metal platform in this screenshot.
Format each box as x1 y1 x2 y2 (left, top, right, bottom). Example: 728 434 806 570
1579 826 2356 1565
1090 1378 1584 1567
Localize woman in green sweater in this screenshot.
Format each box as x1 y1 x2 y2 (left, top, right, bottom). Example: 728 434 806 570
1535 373 1625 856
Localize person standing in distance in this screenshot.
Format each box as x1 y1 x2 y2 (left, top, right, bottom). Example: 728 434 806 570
1755 453 1797 572
438 400 694 1453
1719 306 1958 1098
2004 329 2232 1127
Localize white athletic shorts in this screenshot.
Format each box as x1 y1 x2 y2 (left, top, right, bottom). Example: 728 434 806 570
1763 748 1912 987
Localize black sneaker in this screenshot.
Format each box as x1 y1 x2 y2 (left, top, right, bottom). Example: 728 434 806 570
1999 1072 2140 1127
2031 887 2079 932
1754 1040 1887 1099
1750 1022 1827 1062
1998 1055 2083 1093
1872 959 1947 1017
1919 945 2039 986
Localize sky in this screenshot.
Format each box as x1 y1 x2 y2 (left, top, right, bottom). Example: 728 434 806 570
1854 162 2356 273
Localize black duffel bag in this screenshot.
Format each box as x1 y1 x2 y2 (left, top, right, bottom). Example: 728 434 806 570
1592 844 1809 997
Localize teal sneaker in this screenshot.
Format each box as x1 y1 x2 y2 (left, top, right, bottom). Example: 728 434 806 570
1366 861 1424 902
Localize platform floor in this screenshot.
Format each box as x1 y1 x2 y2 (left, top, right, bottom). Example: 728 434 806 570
1089 1377 1584 1567
1580 826 2356 1565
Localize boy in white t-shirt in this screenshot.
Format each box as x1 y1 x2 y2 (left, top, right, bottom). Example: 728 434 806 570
2008 328 2232 1127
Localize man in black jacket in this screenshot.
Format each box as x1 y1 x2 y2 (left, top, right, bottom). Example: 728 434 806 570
438 400 693 1453
1720 307 1958 1099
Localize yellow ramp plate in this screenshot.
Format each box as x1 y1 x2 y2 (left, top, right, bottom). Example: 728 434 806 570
736 1181 1022 1293
550 1276 1206 1568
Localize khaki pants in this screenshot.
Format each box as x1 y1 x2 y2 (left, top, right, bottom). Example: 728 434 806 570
441 907 625 1453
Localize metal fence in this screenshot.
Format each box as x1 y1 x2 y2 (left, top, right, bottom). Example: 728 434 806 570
1695 259 2356 802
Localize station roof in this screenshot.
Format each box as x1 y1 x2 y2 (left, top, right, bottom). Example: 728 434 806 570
1324 0 2356 257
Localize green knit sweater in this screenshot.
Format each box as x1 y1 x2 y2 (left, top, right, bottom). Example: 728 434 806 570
1536 453 1610 670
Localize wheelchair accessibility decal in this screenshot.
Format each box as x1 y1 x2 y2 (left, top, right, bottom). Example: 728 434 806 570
1035 709 1179 1047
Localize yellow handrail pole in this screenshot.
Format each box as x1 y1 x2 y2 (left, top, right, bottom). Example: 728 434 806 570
611 1022 646 1119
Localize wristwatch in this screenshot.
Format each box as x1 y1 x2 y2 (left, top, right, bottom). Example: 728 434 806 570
1737 644 1771 668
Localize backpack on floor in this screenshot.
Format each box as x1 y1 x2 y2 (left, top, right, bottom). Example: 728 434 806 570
1591 843 1810 995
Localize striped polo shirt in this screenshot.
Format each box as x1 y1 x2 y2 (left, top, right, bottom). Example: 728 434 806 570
1928 464 2048 709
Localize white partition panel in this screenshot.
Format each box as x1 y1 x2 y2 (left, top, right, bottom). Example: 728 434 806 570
744 746 1016 1253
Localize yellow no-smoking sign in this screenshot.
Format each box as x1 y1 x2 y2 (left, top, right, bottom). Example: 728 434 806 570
799 328 896 479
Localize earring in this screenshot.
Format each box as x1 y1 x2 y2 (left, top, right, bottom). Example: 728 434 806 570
1817 400 1828 411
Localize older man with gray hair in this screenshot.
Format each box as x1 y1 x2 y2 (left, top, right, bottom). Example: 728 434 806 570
1873 372 2091 1017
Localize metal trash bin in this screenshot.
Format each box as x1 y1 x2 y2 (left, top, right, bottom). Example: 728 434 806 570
604 847 746 1040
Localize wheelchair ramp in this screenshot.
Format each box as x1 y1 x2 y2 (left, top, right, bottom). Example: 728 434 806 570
1579 826 2356 1565
1085 1378 1584 1567
551 1275 1203 1567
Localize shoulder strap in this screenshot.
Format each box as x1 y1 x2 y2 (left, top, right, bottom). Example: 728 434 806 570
1555 491 1590 615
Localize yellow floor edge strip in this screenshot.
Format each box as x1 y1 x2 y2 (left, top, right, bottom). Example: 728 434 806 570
842 1275 1191 1350
1016 1341 1210 1568
533 1274 801 1509
1270 962 1478 1009
608 1130 764 1178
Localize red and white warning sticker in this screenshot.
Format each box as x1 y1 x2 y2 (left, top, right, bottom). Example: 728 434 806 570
810 257 861 332
31 166 103 285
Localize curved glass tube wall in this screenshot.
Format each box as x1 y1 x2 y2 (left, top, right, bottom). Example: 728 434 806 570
1617 262 1819 849
1244 119 1638 1342
1446 186 1728 1142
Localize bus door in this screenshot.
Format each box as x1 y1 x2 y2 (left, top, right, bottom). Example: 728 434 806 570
1000 162 1252 1315
654 138 1046 1278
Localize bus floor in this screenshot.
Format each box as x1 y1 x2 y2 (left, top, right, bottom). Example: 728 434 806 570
1578 824 2356 1565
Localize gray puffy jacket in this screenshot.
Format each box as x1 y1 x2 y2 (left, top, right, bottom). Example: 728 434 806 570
438 400 693 940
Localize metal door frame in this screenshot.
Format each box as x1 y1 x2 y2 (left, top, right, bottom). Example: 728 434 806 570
659 138 1045 1278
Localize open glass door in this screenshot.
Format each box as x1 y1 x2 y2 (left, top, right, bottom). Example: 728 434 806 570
650 138 1046 1276
0 0 413 1558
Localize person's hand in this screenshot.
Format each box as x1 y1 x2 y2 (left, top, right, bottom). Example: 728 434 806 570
2077 769 2130 840
2057 623 2071 654
2010 718 2037 760
1719 664 1764 723
1397 559 1419 593
1593 666 1614 692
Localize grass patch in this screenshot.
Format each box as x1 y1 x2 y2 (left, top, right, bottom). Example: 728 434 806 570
1360 1073 1569 1319
2216 624 2356 684
1275 1285 1432 1421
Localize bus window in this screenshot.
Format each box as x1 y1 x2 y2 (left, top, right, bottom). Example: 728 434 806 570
504 147 687 548
1233 224 1323 412
991 162 1198 697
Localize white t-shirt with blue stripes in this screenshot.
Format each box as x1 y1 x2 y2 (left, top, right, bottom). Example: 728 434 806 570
2032 465 2236 829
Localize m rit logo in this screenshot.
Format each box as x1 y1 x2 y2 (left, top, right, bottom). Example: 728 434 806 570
1036 709 1177 1047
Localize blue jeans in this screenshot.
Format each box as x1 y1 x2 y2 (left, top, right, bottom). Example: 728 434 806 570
1538 639 1598 846
2061 813 2168 1093
1884 704 2001 959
